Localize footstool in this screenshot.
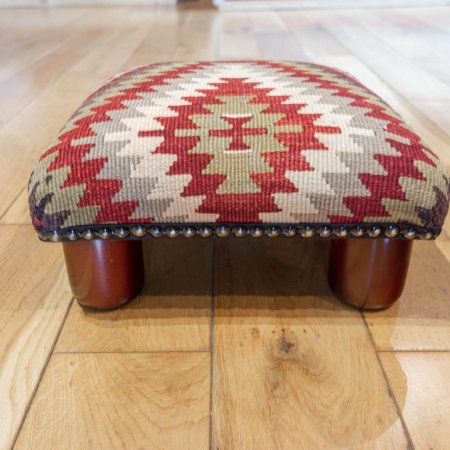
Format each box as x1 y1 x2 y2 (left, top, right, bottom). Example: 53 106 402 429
28 61 449 310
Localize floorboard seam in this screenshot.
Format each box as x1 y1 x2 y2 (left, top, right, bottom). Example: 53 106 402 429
377 349 450 353
362 314 416 450
318 21 449 142
10 295 74 449
53 349 211 354
0 186 26 221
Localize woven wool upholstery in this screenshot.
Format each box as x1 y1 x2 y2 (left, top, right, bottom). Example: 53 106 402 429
29 61 449 241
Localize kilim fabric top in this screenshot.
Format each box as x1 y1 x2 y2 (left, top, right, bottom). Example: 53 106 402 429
28 61 449 241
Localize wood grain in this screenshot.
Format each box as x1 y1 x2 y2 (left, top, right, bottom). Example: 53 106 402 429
0 226 72 450
0 13 82 83
14 353 210 449
55 239 212 352
217 12 261 59
0 10 151 219
212 238 409 448
0 188 28 225
380 352 450 450
217 0 450 10
0 26 105 129
310 9 450 170
365 241 450 351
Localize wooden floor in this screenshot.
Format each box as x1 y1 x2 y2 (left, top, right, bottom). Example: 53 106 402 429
1 4 450 449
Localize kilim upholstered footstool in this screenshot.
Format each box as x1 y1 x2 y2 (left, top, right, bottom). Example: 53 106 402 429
28 61 449 310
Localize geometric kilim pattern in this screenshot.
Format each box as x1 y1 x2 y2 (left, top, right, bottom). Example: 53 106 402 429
28 61 450 241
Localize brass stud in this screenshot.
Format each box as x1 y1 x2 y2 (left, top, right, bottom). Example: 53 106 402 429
97 229 112 240
216 226 231 237
350 226 365 237
420 230 433 240
300 226 315 238
37 230 47 241
283 226 297 237
385 226 399 238
65 230 79 241
149 226 162 238
334 227 348 238
266 226 280 238
182 227 196 238
48 231 62 242
199 227 213 238
250 227 264 238
318 227 331 238
82 229 95 240
233 226 247 237
166 227 179 238
368 226 382 238
131 226 147 237
403 228 417 240
113 227 129 238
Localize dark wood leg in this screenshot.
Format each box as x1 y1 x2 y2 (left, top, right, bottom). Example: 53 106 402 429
63 239 144 310
328 238 413 310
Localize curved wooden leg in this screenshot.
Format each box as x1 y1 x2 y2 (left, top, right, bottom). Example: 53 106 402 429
328 238 413 310
63 239 144 310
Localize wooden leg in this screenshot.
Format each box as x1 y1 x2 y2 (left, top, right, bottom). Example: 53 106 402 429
328 238 413 310
63 239 144 310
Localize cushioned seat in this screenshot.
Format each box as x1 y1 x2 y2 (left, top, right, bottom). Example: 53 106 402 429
29 61 449 241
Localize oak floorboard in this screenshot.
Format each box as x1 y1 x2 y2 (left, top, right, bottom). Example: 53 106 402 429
410 99 450 137
14 353 210 449
0 23 78 83
55 239 212 352
217 28 261 59
0 187 28 225
249 11 288 33
0 225 72 450
212 238 409 449
0 19 149 219
286 11 450 172
329 11 450 102
0 27 108 129
172 10 218 61
121 10 188 69
256 31 309 60
380 352 450 450
365 242 450 351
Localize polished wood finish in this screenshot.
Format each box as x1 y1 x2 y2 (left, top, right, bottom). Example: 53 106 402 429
63 240 144 309
380 352 450 449
366 241 450 351
328 238 413 309
15 353 210 450
56 239 212 353
212 238 409 448
0 226 72 450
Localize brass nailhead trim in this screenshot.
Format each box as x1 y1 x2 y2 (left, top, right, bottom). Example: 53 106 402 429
198 226 213 237
266 226 281 237
385 225 399 238
38 224 439 242
232 226 247 237
283 226 297 237
250 227 264 237
216 226 231 237
149 226 162 238
166 227 179 238
97 229 112 240
131 226 147 237
81 229 94 240
182 227 196 237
